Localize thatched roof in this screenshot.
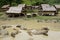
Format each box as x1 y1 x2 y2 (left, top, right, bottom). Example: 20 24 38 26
6 7 22 13
54 5 60 9
2 5 10 8
41 4 56 11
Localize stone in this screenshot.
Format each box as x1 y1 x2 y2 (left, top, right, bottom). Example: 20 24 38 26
16 25 21 28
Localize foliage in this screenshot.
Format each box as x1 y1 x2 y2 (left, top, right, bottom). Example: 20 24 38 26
0 0 60 7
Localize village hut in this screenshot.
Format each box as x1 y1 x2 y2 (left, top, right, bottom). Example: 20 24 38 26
6 7 25 17
6 7 22 17
39 4 56 16
1 5 10 11
54 5 60 14
6 4 26 17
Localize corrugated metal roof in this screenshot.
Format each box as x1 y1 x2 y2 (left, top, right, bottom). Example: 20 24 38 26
41 4 56 11
55 5 60 9
6 4 25 13
2 5 10 8
18 4 25 8
6 7 22 13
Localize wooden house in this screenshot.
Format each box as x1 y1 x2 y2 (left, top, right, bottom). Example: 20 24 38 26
6 4 26 17
39 4 56 16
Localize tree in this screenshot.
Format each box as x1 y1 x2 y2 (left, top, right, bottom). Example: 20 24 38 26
6 0 14 6
16 0 23 5
0 0 60 7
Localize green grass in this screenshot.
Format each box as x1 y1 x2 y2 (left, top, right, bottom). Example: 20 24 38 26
36 16 52 20
35 16 60 20
22 0 32 5
0 12 60 21
0 12 4 16
0 14 3 16
25 9 39 13
24 16 54 20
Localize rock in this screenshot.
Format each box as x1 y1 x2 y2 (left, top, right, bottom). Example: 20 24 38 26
0 29 9 37
29 29 41 35
28 37 33 40
16 25 27 30
16 25 21 28
41 27 49 31
40 27 49 36
42 33 48 36
20 26 27 30
52 20 57 23
11 32 15 38
37 20 40 22
27 30 32 36
13 28 17 30
2 26 6 29
2 25 12 29
0 28 2 35
11 30 20 38
28 28 49 36
41 27 49 33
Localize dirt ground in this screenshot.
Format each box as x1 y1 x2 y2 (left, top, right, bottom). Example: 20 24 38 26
0 18 60 31
0 29 60 40
0 18 60 40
